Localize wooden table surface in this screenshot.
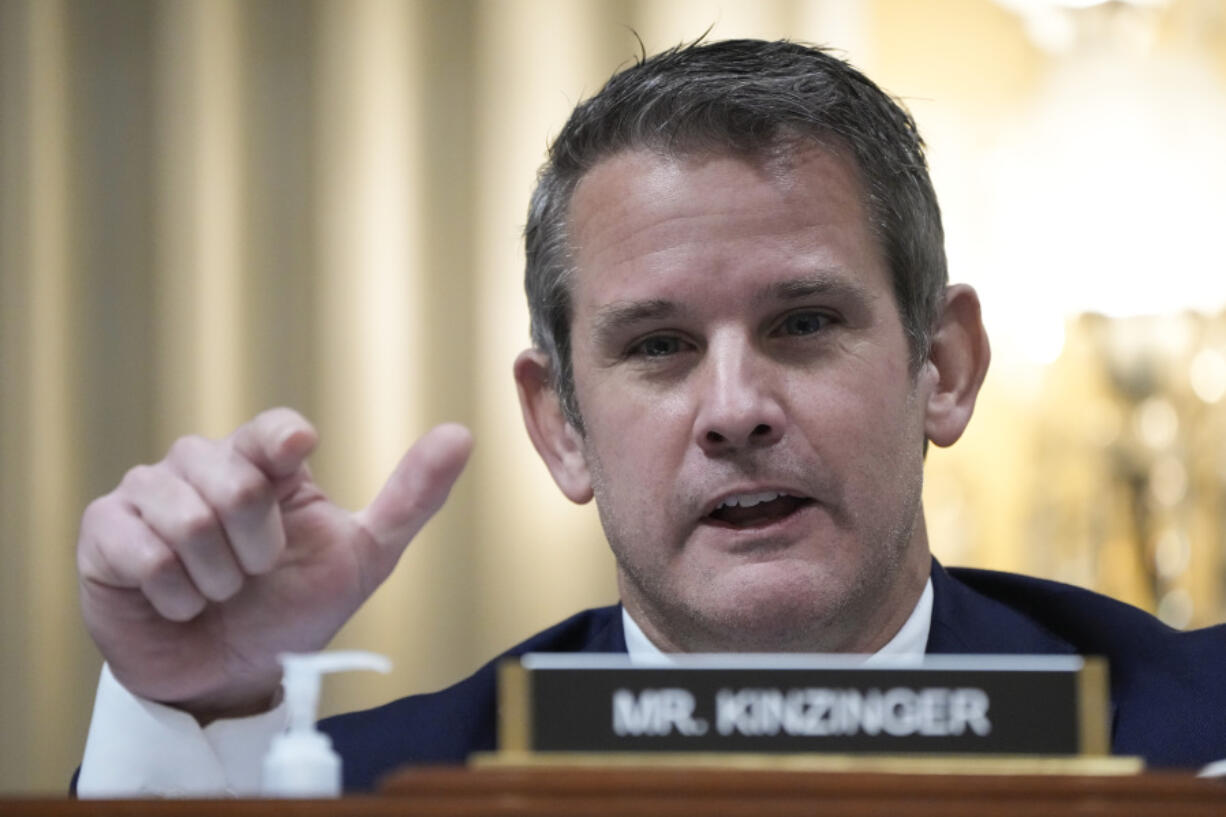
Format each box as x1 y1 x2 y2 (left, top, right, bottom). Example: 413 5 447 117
4 766 1225 816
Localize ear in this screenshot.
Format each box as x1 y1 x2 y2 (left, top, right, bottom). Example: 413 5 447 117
513 348 594 503
922 284 991 448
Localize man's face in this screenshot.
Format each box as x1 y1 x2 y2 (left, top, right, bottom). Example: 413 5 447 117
563 145 935 653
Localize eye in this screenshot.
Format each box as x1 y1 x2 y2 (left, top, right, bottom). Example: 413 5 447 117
777 310 832 336
629 334 685 358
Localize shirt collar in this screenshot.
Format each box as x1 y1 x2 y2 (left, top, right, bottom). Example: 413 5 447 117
622 577 933 664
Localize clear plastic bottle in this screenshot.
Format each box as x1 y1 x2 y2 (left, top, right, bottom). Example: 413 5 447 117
261 650 391 797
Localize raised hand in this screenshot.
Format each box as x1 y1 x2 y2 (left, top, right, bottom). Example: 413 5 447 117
76 407 472 722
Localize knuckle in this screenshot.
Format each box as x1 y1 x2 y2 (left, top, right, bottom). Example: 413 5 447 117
136 545 182 584
77 498 123 568
167 434 210 462
80 494 118 530
170 506 218 543
76 531 103 575
76 541 96 577
216 470 269 511
119 463 157 492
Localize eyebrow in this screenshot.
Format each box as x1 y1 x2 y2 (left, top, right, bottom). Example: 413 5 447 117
592 299 680 342
763 272 874 305
590 271 874 342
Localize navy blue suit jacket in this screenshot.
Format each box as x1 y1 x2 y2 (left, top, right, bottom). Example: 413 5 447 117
323 561 1226 791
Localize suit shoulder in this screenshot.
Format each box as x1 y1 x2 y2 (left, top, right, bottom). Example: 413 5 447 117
502 603 625 657
940 566 1226 766
944 566 1225 665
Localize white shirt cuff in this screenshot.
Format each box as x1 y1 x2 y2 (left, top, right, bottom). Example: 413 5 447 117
78 663 287 797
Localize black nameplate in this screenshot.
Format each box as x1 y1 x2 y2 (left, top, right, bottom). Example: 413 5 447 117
498 655 1108 757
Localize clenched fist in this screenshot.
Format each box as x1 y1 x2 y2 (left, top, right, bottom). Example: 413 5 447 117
76 408 472 723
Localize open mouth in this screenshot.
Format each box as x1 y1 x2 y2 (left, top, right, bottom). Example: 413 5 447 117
704 491 815 529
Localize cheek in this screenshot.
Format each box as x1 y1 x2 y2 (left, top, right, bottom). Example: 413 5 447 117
580 396 697 548
578 376 696 472
797 372 923 482
585 417 684 505
585 440 671 578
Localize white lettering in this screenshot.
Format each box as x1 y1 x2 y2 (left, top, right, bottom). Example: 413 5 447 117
917 688 949 736
612 688 707 737
881 688 913 736
716 688 748 736
950 688 992 736
712 687 992 738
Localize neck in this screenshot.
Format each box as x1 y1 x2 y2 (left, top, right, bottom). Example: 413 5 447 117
621 537 932 654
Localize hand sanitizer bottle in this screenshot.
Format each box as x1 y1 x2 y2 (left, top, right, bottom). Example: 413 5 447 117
261 650 391 797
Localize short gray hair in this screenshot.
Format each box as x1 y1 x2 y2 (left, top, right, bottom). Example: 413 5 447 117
524 39 947 430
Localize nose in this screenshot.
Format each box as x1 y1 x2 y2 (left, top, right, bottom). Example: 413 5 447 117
694 340 785 455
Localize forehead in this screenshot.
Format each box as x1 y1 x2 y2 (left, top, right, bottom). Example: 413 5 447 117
566 144 888 311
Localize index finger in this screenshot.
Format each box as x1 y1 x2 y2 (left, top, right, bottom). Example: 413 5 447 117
227 407 319 480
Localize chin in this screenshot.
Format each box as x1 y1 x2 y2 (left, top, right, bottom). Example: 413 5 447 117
679 561 855 653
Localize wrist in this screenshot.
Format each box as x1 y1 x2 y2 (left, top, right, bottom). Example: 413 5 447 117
170 685 283 727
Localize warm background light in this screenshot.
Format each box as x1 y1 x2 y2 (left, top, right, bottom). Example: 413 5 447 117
0 0 1224 793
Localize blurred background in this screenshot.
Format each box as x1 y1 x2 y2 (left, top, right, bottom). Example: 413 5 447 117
2 0 1225 793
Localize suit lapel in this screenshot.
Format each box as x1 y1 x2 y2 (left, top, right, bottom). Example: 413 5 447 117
576 605 628 654
926 559 1076 655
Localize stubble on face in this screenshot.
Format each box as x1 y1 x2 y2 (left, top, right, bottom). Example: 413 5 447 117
566 144 933 655
584 412 928 654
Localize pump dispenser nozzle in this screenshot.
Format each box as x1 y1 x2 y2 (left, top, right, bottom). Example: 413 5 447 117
261 650 391 797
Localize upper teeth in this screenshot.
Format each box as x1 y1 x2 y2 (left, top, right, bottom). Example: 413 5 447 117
718 491 782 509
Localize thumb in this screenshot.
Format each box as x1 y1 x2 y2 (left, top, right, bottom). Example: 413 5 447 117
354 423 473 558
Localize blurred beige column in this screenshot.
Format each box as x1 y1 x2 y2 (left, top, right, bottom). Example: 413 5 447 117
153 0 246 439
311 0 433 711
17 0 77 785
469 0 627 660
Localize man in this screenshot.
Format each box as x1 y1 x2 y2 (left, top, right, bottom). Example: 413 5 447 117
76 39 1225 795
